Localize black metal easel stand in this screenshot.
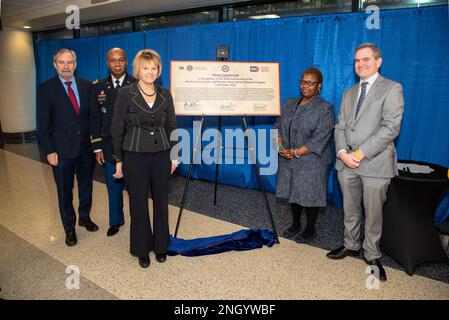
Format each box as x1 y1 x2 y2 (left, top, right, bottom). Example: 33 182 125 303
173 115 279 244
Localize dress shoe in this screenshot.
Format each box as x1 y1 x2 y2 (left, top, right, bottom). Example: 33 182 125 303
282 225 301 239
139 256 150 268
106 222 124 237
155 253 167 263
364 258 387 281
65 229 77 247
78 218 99 232
326 246 361 260
294 230 316 244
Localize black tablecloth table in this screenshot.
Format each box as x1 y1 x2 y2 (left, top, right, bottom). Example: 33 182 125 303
380 160 449 275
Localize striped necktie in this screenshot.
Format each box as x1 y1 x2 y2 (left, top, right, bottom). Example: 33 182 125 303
354 81 368 119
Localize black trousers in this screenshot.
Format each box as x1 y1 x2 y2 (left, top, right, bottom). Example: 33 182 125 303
123 150 170 258
52 141 95 232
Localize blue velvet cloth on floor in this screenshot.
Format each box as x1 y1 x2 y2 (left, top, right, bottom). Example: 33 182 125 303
167 229 276 257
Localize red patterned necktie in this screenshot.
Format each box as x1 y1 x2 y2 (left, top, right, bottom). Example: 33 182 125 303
65 81 80 116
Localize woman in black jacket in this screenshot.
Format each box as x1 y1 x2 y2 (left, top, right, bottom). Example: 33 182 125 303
111 49 178 268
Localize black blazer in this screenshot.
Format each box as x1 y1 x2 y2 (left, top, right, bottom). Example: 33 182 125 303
90 74 134 162
111 82 177 162
38 75 93 159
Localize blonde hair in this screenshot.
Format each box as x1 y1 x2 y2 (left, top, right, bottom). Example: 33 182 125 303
132 49 162 80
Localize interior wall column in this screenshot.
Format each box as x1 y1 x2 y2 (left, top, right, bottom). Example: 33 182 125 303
0 28 36 143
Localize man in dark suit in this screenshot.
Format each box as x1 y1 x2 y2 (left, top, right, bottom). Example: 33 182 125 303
327 43 404 282
38 48 98 247
90 48 134 237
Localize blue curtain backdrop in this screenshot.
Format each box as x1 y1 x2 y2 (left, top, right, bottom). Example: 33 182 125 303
34 6 449 208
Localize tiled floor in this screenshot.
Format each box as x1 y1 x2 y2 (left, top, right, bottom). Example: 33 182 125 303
1 147 448 300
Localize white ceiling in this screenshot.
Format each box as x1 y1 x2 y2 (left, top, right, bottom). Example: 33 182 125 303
1 0 62 17
1 0 248 31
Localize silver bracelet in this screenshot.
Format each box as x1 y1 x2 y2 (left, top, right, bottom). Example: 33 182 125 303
294 148 300 158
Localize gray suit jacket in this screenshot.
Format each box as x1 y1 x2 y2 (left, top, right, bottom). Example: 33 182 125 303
334 75 404 178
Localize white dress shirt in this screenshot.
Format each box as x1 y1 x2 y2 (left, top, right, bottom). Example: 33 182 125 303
112 74 126 88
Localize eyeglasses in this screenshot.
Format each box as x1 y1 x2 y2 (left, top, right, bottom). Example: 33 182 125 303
300 80 319 88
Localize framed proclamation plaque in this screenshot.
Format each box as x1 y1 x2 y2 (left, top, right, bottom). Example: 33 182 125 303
170 61 280 116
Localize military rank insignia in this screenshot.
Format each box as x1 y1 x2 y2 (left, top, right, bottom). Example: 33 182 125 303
97 90 107 103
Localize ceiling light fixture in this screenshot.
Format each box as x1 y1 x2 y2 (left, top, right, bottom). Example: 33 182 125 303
249 14 280 20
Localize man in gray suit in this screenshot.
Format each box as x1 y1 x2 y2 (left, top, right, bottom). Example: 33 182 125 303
327 43 404 282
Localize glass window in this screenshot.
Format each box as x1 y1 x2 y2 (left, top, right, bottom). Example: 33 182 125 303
36 28 74 40
226 0 352 21
136 10 219 31
80 25 98 37
361 0 447 10
80 20 133 37
38 0 448 40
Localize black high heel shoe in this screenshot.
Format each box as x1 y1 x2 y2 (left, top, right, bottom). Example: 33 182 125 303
282 225 301 239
